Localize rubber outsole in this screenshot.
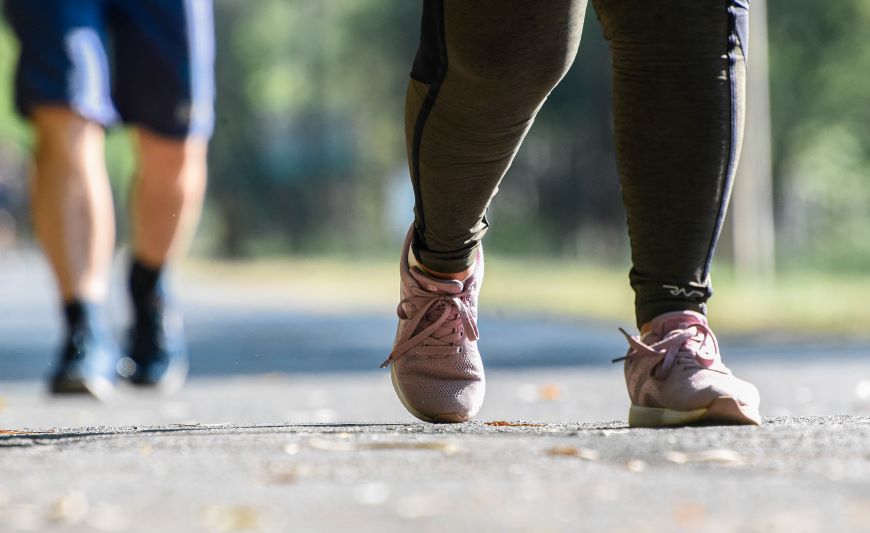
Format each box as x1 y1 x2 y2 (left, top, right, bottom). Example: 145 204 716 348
390 365 472 424
127 359 189 396
628 397 761 428
50 375 115 402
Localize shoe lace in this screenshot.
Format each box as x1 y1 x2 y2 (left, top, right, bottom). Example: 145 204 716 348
380 283 479 368
611 323 719 379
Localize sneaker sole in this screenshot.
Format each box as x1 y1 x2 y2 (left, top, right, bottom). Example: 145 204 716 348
50 376 115 402
127 359 189 396
390 365 472 424
628 397 761 428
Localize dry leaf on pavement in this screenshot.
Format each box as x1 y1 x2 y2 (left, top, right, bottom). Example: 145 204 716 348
485 421 544 427
545 446 600 460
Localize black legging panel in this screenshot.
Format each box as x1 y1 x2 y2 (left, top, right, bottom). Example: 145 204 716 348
406 0 748 325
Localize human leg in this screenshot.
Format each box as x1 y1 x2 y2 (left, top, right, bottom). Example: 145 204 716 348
407 0 586 275
592 0 749 327
31 108 116 304
110 0 214 388
385 0 586 422
130 130 207 268
5 0 122 396
31 108 119 397
591 0 759 426
120 132 207 389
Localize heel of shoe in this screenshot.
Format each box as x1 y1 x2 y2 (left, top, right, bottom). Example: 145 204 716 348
628 397 761 428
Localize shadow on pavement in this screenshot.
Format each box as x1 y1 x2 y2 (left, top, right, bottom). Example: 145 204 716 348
3 308 870 383
0 310 626 381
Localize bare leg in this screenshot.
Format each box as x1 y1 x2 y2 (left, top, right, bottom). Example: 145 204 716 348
123 129 206 390
31 107 115 303
130 128 208 267
31 107 118 397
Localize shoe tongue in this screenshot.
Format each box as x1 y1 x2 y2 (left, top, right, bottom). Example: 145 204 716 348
647 310 708 340
410 267 464 295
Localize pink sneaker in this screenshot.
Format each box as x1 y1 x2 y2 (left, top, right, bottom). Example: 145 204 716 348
616 310 761 427
380 229 485 423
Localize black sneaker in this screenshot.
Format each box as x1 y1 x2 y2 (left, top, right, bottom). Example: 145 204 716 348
49 322 119 400
120 296 189 393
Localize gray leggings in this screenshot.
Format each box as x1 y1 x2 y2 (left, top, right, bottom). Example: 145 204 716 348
406 0 749 326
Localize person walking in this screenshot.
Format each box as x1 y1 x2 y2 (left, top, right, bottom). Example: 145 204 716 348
382 0 760 427
4 0 215 397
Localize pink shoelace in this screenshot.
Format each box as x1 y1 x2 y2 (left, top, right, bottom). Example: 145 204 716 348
380 283 479 369
612 323 721 379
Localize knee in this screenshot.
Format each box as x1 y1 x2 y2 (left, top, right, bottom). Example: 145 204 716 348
32 107 104 169
136 129 207 189
449 38 577 106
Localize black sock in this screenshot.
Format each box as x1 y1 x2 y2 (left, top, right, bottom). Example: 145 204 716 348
129 258 164 315
63 300 99 334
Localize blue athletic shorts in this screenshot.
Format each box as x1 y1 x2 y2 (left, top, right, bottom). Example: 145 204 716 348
4 0 215 139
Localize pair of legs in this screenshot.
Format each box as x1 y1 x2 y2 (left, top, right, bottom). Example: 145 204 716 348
386 0 760 426
6 0 215 395
32 108 206 304
31 109 206 396
31 108 206 396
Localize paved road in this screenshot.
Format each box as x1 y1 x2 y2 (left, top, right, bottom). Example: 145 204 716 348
1 414 869 532
2 253 870 532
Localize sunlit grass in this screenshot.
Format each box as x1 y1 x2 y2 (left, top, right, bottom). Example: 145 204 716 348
182 256 870 337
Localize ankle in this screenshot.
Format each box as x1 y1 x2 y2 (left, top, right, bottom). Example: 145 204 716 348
63 299 102 334
409 249 474 281
418 262 474 281
640 321 652 337
130 258 165 310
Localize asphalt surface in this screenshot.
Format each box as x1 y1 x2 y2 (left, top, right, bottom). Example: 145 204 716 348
2 252 870 532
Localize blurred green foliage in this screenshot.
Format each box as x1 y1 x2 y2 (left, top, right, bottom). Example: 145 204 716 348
0 1 868 270
769 0 870 270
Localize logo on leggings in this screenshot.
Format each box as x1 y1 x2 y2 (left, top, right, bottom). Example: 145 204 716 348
663 285 705 298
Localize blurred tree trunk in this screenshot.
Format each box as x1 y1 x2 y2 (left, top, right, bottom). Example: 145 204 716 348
733 0 776 280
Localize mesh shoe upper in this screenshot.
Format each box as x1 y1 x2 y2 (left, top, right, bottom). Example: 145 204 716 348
618 310 760 412
382 228 485 421
50 319 119 397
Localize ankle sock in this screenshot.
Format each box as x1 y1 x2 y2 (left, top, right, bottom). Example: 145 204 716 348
63 300 100 334
129 258 164 314
408 247 475 281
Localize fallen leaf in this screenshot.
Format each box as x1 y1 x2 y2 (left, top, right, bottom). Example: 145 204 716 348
485 421 545 427
139 444 153 456
307 438 356 452
673 501 707 528
545 446 600 460
364 441 461 455
626 459 647 472
538 384 562 401
262 463 311 485
665 449 744 466
51 491 89 525
198 505 268 532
